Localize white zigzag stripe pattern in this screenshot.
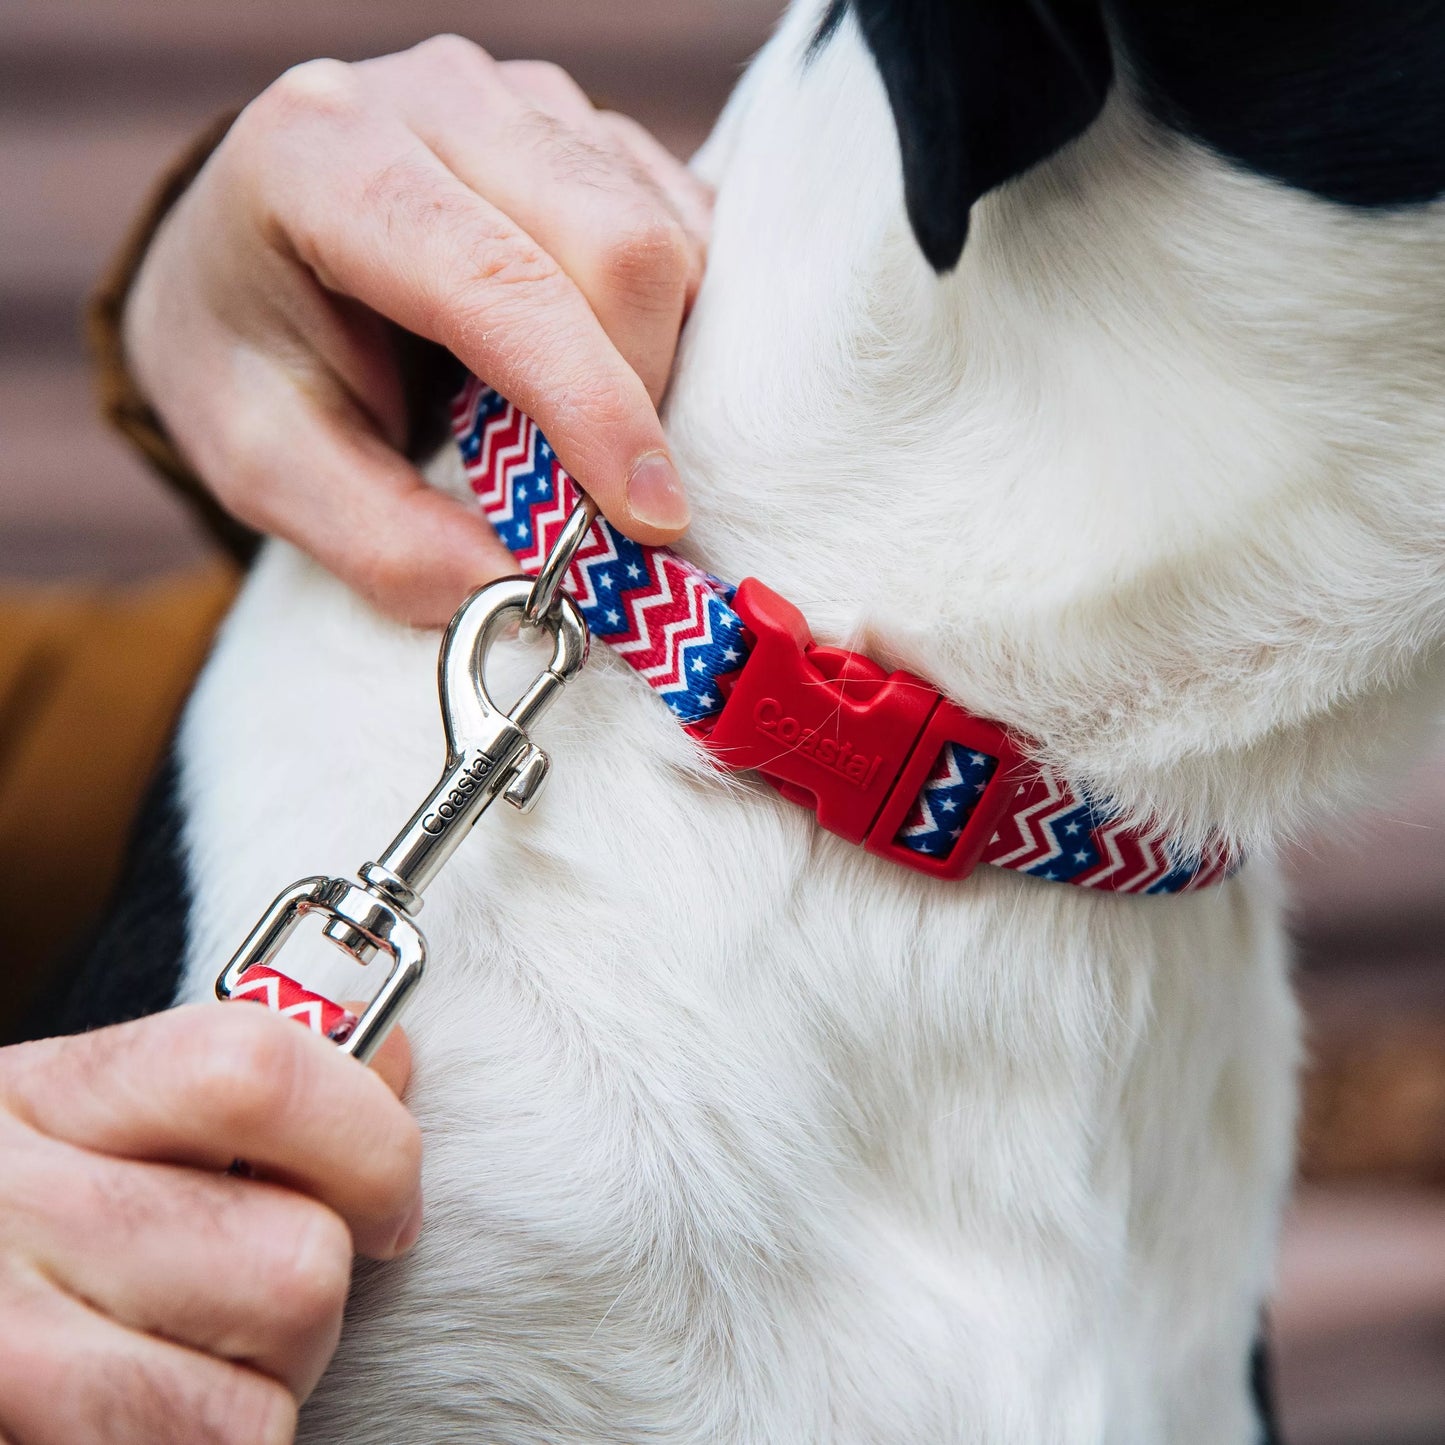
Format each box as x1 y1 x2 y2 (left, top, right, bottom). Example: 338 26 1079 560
984 774 1070 870
453 383 737 713
229 973 330 1036
1080 818 1163 894
615 567 716 688
477 413 533 529
569 528 621 612
898 747 963 841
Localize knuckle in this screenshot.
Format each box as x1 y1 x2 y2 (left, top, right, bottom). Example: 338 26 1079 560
206 1369 298 1445
271 1203 353 1329
411 32 494 75
597 109 647 150
549 371 637 445
471 236 564 295
597 107 637 135
357 152 449 228
258 58 363 130
440 241 567 354
598 211 691 303
182 1008 304 1134
351 158 519 332
504 58 578 97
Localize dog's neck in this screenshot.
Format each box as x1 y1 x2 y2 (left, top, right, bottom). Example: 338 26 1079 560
661 2 1445 855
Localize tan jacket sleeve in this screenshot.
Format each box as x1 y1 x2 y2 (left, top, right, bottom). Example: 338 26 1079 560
86 111 259 566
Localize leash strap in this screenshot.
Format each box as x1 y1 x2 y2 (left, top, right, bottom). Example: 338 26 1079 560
452 378 1233 894
226 963 359 1043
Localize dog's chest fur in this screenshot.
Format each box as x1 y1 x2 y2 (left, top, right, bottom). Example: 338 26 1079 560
181 553 1295 1445
173 3 1445 1441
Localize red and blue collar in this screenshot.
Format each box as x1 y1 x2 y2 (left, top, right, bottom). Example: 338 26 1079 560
452 379 1233 895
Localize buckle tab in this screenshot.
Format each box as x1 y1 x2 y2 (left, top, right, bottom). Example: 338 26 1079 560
706 579 1022 880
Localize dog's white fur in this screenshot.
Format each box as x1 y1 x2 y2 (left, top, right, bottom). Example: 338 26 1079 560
176 3 1445 1439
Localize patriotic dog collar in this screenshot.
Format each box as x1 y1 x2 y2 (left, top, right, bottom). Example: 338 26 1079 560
215 380 1235 1057
452 380 1233 895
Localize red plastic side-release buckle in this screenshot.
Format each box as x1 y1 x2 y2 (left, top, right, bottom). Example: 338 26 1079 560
703 579 1025 881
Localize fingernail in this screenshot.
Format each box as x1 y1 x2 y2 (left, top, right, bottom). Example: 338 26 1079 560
626 451 689 532
392 1191 425 1255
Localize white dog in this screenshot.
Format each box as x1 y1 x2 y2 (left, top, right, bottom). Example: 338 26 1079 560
86 0 1445 1439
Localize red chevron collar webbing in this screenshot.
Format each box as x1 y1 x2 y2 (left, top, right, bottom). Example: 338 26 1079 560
451 379 1234 894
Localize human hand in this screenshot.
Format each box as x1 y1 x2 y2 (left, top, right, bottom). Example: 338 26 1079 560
0 1006 421 1444
123 39 712 624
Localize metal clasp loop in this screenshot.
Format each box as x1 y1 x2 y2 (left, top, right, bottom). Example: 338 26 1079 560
525 494 596 626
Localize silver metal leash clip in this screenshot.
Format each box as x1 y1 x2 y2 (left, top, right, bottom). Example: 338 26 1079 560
216 574 589 1063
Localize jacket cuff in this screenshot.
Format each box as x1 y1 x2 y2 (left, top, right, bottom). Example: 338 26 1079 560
86 110 260 566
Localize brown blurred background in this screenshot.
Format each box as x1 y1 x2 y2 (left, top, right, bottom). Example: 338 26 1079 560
3 2 1443 1439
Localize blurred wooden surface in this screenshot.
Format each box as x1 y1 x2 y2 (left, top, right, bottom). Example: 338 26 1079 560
2 2 1443 1439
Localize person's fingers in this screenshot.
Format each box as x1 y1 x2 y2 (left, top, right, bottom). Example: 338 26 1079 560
237 58 689 539
364 1016 412 1099
205 354 516 625
130 184 507 626
364 38 699 409
496 57 712 250
495 57 598 128
593 109 714 268
20 1138 351 1399
495 59 714 262
496 62 713 311
0 1262 296 1445
0 1007 422 1260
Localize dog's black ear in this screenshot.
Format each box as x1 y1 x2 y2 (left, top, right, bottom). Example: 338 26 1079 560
819 0 1113 271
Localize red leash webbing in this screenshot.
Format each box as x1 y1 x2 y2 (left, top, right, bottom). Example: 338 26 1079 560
225 963 359 1044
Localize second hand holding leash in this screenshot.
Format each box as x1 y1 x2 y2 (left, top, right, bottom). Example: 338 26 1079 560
216 517 593 1063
